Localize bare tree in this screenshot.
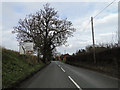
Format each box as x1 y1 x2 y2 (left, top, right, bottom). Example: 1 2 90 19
13 3 75 63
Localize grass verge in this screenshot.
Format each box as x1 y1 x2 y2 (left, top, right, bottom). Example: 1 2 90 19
2 48 50 88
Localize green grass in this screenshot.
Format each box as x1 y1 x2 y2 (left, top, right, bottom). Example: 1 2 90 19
2 48 45 88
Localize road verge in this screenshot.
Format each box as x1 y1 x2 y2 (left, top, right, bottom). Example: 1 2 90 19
2 48 51 88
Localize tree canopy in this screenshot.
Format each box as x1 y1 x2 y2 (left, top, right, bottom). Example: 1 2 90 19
13 3 75 63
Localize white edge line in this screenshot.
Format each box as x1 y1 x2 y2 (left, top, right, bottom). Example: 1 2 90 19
68 76 82 90
61 67 65 72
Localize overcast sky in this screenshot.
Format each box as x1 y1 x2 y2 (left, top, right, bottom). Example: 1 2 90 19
1 0 119 55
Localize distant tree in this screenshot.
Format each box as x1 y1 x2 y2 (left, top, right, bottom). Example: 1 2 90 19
76 49 83 55
72 53 75 56
81 49 86 53
13 3 75 63
85 45 93 52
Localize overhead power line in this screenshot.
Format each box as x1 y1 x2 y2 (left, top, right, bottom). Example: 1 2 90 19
81 0 116 32
82 20 91 31
93 0 116 18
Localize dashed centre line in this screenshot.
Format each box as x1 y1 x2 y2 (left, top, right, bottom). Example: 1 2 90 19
61 67 65 72
68 76 82 90
58 65 61 67
57 64 65 72
57 63 81 89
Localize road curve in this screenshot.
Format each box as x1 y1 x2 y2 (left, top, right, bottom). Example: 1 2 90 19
19 61 120 89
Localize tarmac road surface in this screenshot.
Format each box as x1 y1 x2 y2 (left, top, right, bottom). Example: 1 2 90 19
19 61 120 89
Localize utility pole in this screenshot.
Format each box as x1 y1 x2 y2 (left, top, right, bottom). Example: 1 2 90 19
64 50 66 54
91 17 96 64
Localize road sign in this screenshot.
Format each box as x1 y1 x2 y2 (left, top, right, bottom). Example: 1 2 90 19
19 42 34 54
118 28 120 47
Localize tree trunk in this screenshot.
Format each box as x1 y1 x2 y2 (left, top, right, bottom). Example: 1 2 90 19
37 48 40 63
42 53 46 64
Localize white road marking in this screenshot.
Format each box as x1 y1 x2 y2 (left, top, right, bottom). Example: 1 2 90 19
68 76 82 90
61 67 65 72
58 65 61 67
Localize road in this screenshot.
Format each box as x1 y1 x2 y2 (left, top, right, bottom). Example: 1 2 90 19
19 61 120 89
